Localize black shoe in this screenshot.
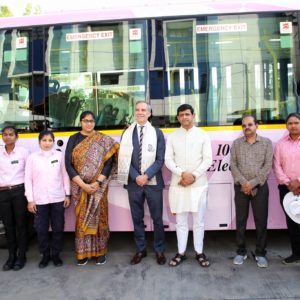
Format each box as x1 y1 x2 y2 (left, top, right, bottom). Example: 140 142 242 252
130 250 147 265
52 255 63 267
77 258 88 266
2 256 16 271
95 255 106 265
39 255 51 269
13 256 26 271
156 253 166 265
282 254 300 265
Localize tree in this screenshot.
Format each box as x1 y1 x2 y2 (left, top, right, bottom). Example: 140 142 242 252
23 3 32 16
33 4 42 15
23 3 42 16
0 5 13 17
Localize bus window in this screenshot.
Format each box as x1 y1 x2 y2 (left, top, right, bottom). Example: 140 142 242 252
46 21 147 130
160 13 298 126
0 30 32 130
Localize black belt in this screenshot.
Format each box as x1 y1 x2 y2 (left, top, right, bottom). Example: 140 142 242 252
0 183 24 191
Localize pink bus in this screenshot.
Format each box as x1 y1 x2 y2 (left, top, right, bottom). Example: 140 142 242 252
0 0 300 231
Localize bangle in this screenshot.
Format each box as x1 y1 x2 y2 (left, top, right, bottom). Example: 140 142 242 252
96 179 102 185
192 175 196 181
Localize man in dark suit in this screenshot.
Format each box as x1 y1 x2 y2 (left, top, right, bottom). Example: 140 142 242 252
118 101 166 265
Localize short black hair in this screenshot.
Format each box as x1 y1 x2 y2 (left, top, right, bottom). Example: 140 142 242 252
2 126 18 137
38 130 55 142
286 112 300 123
241 115 258 124
177 104 194 116
80 111 96 121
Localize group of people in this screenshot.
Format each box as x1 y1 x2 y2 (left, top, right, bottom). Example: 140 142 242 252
0 101 300 272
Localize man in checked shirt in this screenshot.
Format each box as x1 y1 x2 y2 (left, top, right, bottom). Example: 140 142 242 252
230 115 273 268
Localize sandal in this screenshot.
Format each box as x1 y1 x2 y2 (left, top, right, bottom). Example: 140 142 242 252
169 253 187 267
195 253 210 267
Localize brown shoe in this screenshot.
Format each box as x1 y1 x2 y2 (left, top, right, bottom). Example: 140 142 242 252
156 253 166 265
130 251 147 265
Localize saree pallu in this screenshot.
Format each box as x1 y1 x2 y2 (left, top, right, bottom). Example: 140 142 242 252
71 131 119 259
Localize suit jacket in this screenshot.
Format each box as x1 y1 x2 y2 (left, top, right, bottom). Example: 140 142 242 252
125 125 165 190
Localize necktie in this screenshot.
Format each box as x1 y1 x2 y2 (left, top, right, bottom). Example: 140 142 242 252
139 126 144 174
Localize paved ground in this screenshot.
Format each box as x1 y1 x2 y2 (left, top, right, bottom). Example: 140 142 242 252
0 230 300 300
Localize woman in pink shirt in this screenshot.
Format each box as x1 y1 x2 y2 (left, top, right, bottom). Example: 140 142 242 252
25 130 70 268
0 126 29 271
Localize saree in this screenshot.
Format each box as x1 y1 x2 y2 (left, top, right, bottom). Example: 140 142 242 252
71 131 119 259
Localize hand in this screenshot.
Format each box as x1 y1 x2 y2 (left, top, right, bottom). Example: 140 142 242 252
82 183 98 195
90 182 100 190
293 188 300 196
64 197 70 208
179 172 195 187
28 202 37 214
288 180 300 193
241 182 253 195
136 174 149 186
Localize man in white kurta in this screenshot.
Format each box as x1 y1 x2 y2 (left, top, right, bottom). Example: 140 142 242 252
165 104 212 267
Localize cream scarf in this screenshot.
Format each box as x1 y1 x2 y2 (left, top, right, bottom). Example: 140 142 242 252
118 121 157 185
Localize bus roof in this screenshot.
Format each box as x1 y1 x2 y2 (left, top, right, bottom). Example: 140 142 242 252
0 0 299 29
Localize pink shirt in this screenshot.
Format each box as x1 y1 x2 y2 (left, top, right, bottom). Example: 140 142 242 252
25 149 70 204
273 134 300 185
0 145 29 187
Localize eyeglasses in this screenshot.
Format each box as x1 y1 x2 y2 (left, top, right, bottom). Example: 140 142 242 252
242 123 254 128
81 119 95 124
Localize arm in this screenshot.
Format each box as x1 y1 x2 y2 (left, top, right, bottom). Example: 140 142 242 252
144 128 165 179
230 141 247 185
65 135 79 179
273 142 290 185
164 134 184 176
60 154 71 208
101 156 114 178
24 155 37 214
91 156 114 190
192 133 213 179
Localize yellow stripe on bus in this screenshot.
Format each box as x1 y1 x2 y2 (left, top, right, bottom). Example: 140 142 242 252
3 124 286 138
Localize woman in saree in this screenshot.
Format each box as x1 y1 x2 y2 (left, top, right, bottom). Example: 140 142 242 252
65 111 119 266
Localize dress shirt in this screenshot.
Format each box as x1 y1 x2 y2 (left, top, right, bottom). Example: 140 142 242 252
273 134 300 185
25 149 70 204
0 145 29 187
230 134 273 187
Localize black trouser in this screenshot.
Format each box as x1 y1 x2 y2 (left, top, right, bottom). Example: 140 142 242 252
278 184 300 256
34 202 65 256
0 186 28 257
234 183 269 257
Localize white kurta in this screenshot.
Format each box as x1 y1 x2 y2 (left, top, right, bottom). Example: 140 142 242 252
165 126 212 213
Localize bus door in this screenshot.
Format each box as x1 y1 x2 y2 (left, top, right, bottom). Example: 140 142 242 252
158 18 233 230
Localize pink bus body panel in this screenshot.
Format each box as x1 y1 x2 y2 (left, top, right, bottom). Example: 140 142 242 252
1 127 287 231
